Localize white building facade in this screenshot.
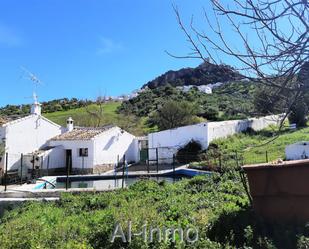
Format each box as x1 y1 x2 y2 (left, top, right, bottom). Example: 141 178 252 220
0 113 62 173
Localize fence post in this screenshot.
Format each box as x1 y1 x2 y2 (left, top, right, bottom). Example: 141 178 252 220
32 154 35 180
115 155 119 182
4 153 8 191
156 148 159 173
235 151 239 168
66 154 71 190
20 153 23 185
122 155 126 189
265 151 269 163
40 156 43 178
219 153 222 172
172 154 176 180
47 155 50 176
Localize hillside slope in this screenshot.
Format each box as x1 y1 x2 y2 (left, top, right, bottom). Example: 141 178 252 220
119 82 257 122
44 102 151 135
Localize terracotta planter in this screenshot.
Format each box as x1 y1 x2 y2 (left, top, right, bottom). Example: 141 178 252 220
242 159 309 222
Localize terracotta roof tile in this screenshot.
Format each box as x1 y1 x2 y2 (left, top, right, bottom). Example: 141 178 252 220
51 125 114 141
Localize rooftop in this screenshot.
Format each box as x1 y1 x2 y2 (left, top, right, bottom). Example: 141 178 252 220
0 115 29 126
51 125 114 141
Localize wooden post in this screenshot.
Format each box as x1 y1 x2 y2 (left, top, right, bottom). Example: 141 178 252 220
122 155 126 189
266 151 269 163
156 148 159 173
219 153 222 172
46 156 50 176
20 153 23 185
4 153 8 191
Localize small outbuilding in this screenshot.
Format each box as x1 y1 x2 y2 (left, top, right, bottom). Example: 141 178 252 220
285 141 309 160
48 122 138 174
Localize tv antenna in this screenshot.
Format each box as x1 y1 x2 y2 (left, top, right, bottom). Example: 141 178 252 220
20 66 43 103
20 66 43 88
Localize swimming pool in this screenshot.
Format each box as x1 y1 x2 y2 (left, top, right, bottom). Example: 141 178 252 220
55 177 180 190
33 168 211 190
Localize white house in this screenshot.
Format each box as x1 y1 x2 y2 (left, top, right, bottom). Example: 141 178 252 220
47 122 138 174
0 100 62 175
148 115 283 164
0 97 139 178
285 142 309 160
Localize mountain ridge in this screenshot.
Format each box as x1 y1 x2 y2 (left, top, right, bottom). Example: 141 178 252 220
142 62 244 89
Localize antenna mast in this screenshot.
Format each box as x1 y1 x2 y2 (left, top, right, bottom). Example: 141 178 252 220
20 66 43 102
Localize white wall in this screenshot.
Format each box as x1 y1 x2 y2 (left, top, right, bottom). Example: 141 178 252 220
148 122 208 163
4 115 62 171
285 142 309 160
208 114 282 143
147 115 282 164
93 127 138 165
49 140 94 169
0 127 5 170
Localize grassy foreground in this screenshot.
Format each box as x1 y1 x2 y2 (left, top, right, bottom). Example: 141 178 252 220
1 172 309 249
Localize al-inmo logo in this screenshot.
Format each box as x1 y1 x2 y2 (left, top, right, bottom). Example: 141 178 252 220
110 221 199 243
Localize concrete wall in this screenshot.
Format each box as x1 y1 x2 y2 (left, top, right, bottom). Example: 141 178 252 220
3 115 62 171
285 142 309 160
147 115 282 164
208 115 281 143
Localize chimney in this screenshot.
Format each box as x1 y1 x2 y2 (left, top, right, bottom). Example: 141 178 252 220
31 102 42 115
30 93 42 115
66 117 74 132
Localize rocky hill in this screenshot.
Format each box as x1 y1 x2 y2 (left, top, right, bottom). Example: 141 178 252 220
142 62 244 89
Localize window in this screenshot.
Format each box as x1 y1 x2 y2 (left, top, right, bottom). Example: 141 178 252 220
79 148 88 157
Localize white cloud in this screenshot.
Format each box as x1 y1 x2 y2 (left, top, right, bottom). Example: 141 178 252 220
97 37 123 55
0 23 22 47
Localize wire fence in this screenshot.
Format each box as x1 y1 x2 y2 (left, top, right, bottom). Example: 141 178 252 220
143 147 282 172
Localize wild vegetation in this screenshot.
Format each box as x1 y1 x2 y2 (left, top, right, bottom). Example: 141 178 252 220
0 172 308 249
0 98 93 116
44 102 152 136
186 124 309 173
119 82 258 130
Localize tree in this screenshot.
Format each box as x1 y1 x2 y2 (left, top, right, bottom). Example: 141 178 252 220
169 0 309 129
150 100 199 130
289 97 308 127
85 95 105 127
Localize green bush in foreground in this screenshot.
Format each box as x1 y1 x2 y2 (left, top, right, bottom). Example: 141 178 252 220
0 172 309 248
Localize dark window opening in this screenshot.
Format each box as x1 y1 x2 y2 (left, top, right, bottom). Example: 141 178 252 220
79 148 88 157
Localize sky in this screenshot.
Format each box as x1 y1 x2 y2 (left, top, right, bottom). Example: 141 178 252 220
0 0 246 107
